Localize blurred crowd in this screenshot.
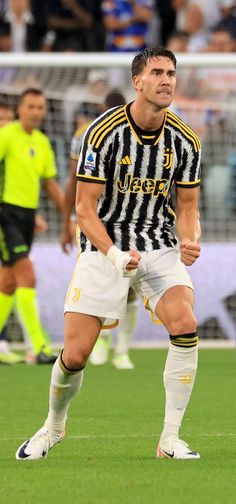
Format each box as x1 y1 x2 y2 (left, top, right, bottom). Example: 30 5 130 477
1 0 236 54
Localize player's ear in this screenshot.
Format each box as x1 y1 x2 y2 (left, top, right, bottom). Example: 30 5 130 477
132 75 142 91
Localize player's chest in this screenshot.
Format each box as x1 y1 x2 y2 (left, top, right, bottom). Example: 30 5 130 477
113 143 177 196
11 138 45 171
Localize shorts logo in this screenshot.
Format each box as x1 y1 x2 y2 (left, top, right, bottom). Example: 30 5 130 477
13 244 29 254
163 148 173 169
117 174 170 197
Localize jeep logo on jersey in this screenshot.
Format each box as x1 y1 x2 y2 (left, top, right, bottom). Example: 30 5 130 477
117 174 170 197
163 148 173 169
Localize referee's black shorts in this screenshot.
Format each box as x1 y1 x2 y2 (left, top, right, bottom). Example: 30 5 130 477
0 203 35 265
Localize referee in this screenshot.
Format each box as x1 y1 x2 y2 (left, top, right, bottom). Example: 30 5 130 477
0 88 64 363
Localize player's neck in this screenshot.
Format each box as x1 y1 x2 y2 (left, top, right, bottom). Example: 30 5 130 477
130 101 165 132
19 120 34 135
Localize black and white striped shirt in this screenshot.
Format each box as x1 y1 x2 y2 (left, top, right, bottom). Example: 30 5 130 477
77 103 201 252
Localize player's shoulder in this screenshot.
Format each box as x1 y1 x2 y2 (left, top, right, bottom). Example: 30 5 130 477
0 121 18 136
87 105 127 150
166 109 201 152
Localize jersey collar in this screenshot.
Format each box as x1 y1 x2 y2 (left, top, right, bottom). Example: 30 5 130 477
125 102 166 145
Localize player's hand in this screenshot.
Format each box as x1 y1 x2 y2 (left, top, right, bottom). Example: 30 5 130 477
34 213 48 234
179 238 201 266
60 221 76 254
125 249 141 271
106 246 141 277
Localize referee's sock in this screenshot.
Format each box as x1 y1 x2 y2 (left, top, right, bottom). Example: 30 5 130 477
15 287 51 355
0 291 14 332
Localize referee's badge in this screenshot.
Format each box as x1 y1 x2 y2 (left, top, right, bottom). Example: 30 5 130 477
29 148 35 157
163 148 173 169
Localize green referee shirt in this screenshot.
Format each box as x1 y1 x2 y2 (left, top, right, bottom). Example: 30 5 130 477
0 121 57 209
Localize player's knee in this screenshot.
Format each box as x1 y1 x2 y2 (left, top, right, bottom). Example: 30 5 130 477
168 313 197 336
0 270 16 294
63 347 88 369
22 269 36 287
13 258 36 287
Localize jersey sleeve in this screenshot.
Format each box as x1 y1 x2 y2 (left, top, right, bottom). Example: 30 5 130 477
175 142 201 188
41 137 57 179
76 127 107 185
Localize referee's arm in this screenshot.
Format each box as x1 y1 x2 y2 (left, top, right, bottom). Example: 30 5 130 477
42 177 64 213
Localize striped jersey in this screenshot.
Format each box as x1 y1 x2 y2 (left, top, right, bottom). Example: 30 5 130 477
76 103 201 252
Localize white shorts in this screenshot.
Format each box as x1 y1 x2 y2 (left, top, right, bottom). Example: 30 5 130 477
64 248 193 327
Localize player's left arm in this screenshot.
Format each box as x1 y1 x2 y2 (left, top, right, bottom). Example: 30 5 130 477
176 186 201 266
42 178 64 213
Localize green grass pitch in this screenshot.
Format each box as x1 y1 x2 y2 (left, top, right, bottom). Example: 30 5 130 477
1 349 236 504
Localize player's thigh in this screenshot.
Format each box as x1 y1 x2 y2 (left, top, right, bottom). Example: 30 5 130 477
155 285 196 335
63 312 101 365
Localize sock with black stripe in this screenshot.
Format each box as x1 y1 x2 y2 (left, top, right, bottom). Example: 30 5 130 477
160 334 198 443
46 352 84 434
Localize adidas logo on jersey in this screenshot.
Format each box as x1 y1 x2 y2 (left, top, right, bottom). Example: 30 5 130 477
118 156 132 165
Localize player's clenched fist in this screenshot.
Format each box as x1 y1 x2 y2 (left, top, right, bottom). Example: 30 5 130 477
107 245 141 277
179 238 201 266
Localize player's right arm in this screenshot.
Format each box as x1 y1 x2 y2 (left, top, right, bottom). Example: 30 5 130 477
76 120 140 275
76 181 140 274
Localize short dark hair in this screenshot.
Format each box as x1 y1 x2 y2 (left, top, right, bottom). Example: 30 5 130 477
131 47 177 78
104 89 126 109
18 88 44 104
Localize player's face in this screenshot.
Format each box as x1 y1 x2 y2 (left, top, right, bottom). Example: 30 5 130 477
133 57 176 109
0 108 14 127
18 94 47 130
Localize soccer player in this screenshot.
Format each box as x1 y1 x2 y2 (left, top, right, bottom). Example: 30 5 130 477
0 89 64 364
0 102 23 364
61 90 139 370
16 48 201 461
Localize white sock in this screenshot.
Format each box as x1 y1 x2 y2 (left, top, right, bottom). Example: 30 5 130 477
115 301 138 355
46 355 83 433
160 344 198 443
